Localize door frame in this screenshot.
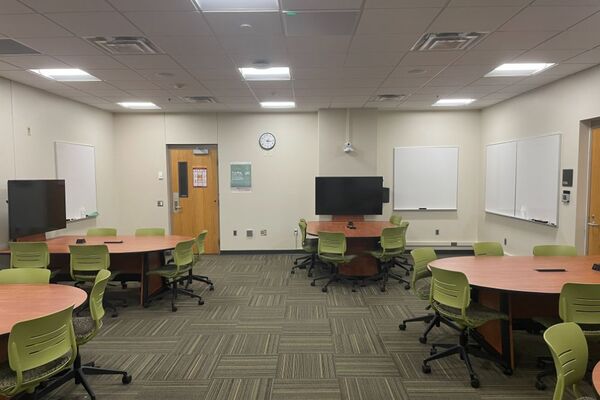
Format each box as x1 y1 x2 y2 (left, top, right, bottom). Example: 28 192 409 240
580 121 600 255
166 144 220 252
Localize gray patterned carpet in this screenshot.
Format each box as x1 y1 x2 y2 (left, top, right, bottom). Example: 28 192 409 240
47 254 598 400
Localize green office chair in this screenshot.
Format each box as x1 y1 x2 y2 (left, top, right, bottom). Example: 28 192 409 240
535 282 600 390
86 228 117 237
291 219 319 277
42 270 132 400
389 221 412 286
369 226 409 292
543 322 588 400
532 245 577 256
146 239 204 312
135 228 165 236
0 268 50 284
9 242 50 268
69 244 124 318
399 248 450 344
310 231 354 293
389 214 402 226
0 306 77 399
422 266 509 388
472 242 504 256
186 230 214 291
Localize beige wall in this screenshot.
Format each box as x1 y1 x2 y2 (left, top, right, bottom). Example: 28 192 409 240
377 111 481 246
0 78 117 249
479 65 600 255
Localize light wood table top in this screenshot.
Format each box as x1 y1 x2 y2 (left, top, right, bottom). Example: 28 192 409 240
429 256 600 294
0 235 192 255
593 361 600 395
307 221 395 238
0 284 87 335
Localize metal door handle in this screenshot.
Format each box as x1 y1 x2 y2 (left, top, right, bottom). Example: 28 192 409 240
588 222 599 227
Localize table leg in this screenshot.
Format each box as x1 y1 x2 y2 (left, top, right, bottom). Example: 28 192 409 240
142 252 149 307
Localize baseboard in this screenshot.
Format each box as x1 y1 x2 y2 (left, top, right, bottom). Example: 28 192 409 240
219 249 305 255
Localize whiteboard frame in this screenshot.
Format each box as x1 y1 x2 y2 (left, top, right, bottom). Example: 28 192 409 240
484 133 561 227
54 141 99 222
393 145 459 211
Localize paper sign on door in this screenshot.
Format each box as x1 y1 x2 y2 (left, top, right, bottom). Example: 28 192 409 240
193 167 207 188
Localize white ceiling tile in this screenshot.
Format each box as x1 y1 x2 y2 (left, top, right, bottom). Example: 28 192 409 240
124 12 212 36
531 0 600 5
87 69 145 80
283 11 359 36
204 12 283 35
540 62 595 76
425 74 477 86
150 35 221 55
339 67 395 78
429 7 522 32
289 53 346 68
500 6 599 31
0 0 35 13
208 87 253 97
135 68 196 83
414 86 462 95
253 88 294 100
453 85 504 95
399 51 463 66
380 76 431 87
345 52 404 67
45 12 142 36
437 64 494 76
294 78 382 89
201 79 246 90
63 81 121 91
452 49 523 65
173 52 235 69
0 55 70 68
471 76 525 85
566 47 600 63
287 35 351 53
189 68 240 80
282 0 362 10
14 37 104 56
20 0 113 12
0 60 19 70
365 0 447 8
0 14 72 37
230 52 290 67
389 64 445 78
221 35 287 54
356 8 441 35
108 0 197 11
247 81 292 90
535 30 600 50
514 48 582 62
568 11 600 31
56 55 126 69
113 54 180 69
217 96 257 104
475 31 558 50
161 84 211 95
449 0 530 5
349 35 419 53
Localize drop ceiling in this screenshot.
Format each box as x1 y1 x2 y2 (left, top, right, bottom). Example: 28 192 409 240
0 0 599 112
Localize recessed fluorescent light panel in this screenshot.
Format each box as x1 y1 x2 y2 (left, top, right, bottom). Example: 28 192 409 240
28 68 100 82
260 101 295 109
433 98 475 107
195 0 279 12
117 102 161 110
485 63 555 77
239 67 290 81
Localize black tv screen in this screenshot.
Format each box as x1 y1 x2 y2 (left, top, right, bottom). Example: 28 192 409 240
316 177 383 215
8 180 66 239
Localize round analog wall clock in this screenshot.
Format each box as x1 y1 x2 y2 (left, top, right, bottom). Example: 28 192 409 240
259 132 276 150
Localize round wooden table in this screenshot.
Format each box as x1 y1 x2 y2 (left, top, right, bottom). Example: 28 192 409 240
593 361 600 395
0 284 88 335
429 256 600 370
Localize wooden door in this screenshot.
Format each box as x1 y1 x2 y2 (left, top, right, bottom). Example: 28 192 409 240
588 128 600 255
169 146 220 254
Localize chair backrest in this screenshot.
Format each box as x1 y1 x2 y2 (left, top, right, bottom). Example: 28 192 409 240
533 245 577 256
410 248 436 288
472 242 504 256
8 306 76 393
317 231 346 256
135 228 165 236
0 268 51 284
69 245 110 281
9 242 50 269
89 269 111 332
380 226 405 254
173 239 196 268
87 228 117 237
543 322 587 400
429 266 470 318
389 214 402 226
195 230 208 255
299 219 308 244
399 221 409 247
558 283 600 324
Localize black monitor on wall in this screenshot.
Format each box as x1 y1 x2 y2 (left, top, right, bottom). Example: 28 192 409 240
8 180 66 240
315 176 384 215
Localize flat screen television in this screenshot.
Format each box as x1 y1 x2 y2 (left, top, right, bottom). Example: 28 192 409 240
8 180 66 240
315 176 384 215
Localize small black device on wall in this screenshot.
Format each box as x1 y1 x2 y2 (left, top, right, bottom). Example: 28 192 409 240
382 187 390 203
562 169 573 187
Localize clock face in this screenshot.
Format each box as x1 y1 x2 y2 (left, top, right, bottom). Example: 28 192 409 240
259 132 276 150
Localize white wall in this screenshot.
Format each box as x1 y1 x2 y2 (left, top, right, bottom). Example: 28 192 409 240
377 111 481 246
0 78 116 249
479 65 600 255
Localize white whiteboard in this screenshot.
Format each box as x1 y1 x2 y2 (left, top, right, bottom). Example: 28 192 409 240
485 134 560 226
393 146 459 210
55 142 98 220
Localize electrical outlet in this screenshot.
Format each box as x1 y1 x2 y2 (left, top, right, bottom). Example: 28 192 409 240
233 230 237 236
156 200 164 207
504 238 507 245
246 229 253 238
294 228 298 235
260 229 267 236
435 229 439 235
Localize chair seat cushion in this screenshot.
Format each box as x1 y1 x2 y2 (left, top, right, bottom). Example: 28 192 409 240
433 301 508 328
303 238 318 253
318 253 354 264
0 355 71 392
73 316 96 342
146 264 191 278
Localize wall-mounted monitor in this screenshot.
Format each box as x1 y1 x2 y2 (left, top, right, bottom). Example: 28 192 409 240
8 179 66 240
315 176 384 215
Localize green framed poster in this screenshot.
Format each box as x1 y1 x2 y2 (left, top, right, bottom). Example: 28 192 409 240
230 162 251 189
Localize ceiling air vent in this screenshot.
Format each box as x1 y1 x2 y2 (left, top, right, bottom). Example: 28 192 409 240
85 36 162 55
182 96 218 104
412 32 487 51
372 94 406 102
0 39 39 55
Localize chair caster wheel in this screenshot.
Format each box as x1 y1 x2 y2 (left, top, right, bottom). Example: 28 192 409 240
429 347 437 355
171 306 178 312
209 285 214 291
198 299 204 305
310 282 316 286
398 323 406 331
111 313 118 318
419 336 427 344
290 270 295 274
122 374 132 384
307 273 313 277
380 287 386 292
422 364 431 374
470 377 480 389
535 381 546 391
502 367 513 376
322 287 328 293
404 284 410 290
